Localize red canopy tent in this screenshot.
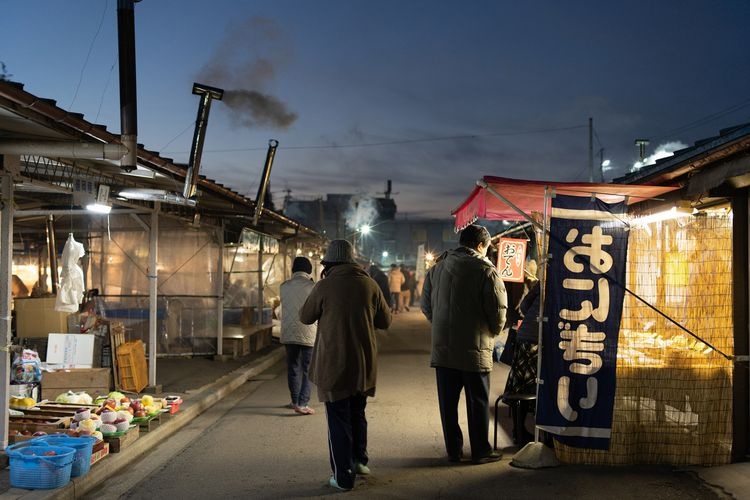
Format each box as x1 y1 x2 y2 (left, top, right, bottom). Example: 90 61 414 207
452 176 679 231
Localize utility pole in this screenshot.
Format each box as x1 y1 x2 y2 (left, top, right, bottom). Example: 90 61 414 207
588 117 594 183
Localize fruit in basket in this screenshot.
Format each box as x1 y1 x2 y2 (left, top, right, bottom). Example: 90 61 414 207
141 394 154 406
100 423 117 434
134 409 146 418
113 418 130 432
79 418 97 433
74 408 91 421
43 451 56 456
100 410 117 424
117 410 134 423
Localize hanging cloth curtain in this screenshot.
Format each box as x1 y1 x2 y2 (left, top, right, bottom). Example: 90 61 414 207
55 234 86 313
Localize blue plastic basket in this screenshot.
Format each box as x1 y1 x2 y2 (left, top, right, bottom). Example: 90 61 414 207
34 434 97 477
7 444 75 489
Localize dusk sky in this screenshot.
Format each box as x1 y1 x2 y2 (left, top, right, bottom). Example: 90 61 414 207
2 1 749 218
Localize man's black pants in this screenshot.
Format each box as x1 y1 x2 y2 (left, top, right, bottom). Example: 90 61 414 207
435 366 492 460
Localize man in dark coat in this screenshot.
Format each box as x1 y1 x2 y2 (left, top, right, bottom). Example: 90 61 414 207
300 239 392 491
421 224 508 464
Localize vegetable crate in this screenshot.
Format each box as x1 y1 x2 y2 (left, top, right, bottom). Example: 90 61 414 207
10 415 71 434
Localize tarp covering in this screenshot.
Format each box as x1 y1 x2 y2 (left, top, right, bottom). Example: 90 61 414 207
451 176 679 230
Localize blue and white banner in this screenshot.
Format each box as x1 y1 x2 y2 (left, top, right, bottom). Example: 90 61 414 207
536 194 629 449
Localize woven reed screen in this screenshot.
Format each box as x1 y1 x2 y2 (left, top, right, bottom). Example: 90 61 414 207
555 212 734 465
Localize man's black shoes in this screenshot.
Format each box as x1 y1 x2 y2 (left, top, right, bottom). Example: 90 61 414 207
471 451 502 464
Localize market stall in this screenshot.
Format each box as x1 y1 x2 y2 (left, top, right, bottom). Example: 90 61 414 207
453 176 733 465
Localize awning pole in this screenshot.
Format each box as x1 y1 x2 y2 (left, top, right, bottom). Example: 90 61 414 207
480 178 560 468
533 186 550 444
148 203 159 387
1 172 14 450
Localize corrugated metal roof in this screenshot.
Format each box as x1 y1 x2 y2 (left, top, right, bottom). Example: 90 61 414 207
0 79 322 243
614 123 750 185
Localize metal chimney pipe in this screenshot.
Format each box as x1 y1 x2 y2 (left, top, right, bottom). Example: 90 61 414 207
0 140 127 159
45 215 58 295
183 83 224 199
635 139 650 162
252 140 279 226
117 0 139 172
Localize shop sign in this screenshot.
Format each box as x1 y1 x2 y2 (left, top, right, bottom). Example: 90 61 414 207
536 194 629 449
496 238 527 282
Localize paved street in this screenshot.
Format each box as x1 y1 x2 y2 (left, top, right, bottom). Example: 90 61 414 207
84 311 721 499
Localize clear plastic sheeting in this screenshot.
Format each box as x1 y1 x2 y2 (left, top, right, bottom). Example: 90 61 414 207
88 215 223 356
223 236 290 328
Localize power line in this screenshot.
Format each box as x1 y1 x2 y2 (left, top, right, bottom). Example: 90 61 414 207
94 55 117 122
651 97 750 141
69 0 109 110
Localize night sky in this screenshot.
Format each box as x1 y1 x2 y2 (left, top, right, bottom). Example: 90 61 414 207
2 0 749 218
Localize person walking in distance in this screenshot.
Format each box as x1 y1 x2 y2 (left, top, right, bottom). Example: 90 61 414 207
279 256 317 415
400 265 413 312
388 263 405 313
421 224 508 464
300 239 392 491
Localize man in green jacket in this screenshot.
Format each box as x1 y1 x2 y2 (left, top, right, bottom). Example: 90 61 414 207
421 224 508 464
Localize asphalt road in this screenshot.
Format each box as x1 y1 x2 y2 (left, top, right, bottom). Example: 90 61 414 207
83 311 722 500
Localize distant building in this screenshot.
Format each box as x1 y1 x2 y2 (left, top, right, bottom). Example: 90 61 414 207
282 181 464 267
283 183 514 267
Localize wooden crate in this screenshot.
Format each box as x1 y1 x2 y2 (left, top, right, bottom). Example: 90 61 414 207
103 425 139 453
116 341 148 392
90 441 109 465
10 415 71 434
135 413 161 432
41 368 112 401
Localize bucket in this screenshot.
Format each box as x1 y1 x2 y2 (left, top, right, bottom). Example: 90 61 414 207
7 444 75 489
34 434 97 477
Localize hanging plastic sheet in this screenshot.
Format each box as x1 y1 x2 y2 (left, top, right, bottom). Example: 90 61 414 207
55 233 86 313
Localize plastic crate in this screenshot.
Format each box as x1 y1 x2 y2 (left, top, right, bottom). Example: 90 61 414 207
116 340 148 392
7 444 75 489
33 434 96 477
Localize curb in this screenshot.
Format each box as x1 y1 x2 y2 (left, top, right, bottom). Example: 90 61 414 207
7 347 285 500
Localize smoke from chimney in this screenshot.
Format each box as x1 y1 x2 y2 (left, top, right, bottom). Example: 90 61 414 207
630 141 687 172
198 16 297 130
223 89 297 128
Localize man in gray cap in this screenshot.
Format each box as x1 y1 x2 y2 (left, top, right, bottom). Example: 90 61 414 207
421 224 508 464
300 239 392 491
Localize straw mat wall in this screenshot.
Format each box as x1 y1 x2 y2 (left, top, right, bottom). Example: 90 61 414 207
556 213 734 465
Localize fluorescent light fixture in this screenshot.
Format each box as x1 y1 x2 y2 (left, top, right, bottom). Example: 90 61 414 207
117 188 197 207
86 184 112 213
86 202 112 214
121 166 156 179
631 205 695 226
